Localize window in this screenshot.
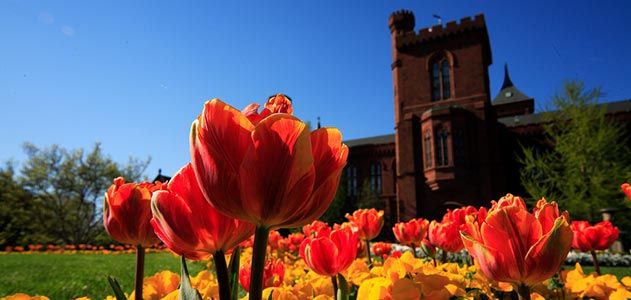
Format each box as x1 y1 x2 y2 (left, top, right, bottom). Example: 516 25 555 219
434 127 449 166
424 131 433 169
346 166 358 197
370 163 382 193
431 58 452 101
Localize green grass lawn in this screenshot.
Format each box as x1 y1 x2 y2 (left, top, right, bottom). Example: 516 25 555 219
0 252 206 300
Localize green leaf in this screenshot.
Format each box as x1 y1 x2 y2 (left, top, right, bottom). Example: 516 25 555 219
107 275 127 300
228 246 242 300
179 256 202 300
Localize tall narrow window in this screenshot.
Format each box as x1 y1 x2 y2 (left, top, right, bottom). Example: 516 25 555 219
434 127 450 166
430 57 452 101
370 163 382 193
424 131 433 169
346 166 358 197
441 60 451 99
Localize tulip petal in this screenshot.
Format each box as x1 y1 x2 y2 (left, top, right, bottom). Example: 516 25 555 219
279 128 348 228
151 190 209 260
461 232 515 284
481 206 542 281
305 238 339 276
190 99 254 220
239 114 316 227
524 217 573 285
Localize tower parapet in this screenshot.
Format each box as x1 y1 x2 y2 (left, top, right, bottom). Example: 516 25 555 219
396 14 488 51
388 10 415 34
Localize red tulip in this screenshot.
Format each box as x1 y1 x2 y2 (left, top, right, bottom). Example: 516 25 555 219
150 163 255 260
371 242 392 258
302 220 332 238
104 177 161 246
239 258 284 292
300 227 359 276
622 183 631 201
286 233 306 252
571 220 619 252
190 95 348 229
428 220 463 253
460 195 573 286
345 209 384 241
429 206 486 252
393 218 429 247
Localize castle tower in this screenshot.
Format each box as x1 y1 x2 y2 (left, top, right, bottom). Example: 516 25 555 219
389 11 504 220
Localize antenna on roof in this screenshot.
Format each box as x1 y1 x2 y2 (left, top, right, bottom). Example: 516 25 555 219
433 14 442 25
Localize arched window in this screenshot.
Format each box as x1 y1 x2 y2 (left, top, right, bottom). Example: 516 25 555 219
434 127 449 166
346 166 358 197
431 57 452 101
424 131 433 169
370 163 382 193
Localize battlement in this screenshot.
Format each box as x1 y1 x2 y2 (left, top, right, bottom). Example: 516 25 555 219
388 9 415 33
395 14 487 50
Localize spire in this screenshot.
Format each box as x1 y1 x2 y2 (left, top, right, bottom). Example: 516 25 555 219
317 116 321 129
493 62 533 106
501 63 514 90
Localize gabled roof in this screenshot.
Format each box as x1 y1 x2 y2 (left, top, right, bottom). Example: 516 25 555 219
344 134 395 147
493 64 533 104
498 99 631 127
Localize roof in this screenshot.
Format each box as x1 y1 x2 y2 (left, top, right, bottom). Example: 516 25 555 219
498 99 631 127
493 64 533 104
344 134 395 147
152 169 171 183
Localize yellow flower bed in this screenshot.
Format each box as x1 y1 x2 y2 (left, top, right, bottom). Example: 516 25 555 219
4 249 631 300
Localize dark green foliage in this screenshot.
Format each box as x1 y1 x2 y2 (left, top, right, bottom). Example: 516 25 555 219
519 80 631 245
320 173 351 225
355 179 384 210
0 163 40 248
3 142 150 245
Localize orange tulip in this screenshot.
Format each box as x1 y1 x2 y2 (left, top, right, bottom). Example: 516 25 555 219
150 163 255 260
622 183 631 201
300 227 359 276
460 195 573 287
392 218 429 247
104 177 161 246
571 220 619 252
189 95 348 229
345 209 384 241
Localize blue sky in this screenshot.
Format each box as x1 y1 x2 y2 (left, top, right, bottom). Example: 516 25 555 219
1 0 630 178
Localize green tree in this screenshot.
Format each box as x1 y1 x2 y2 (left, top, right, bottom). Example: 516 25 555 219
355 179 384 210
19 143 150 244
320 173 350 224
0 162 41 248
519 81 631 235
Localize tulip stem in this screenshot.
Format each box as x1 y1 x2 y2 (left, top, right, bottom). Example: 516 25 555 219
590 250 601 275
411 244 418 258
214 250 231 300
365 240 372 266
331 276 338 300
516 284 531 300
134 245 145 300
249 225 270 300
337 274 349 300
